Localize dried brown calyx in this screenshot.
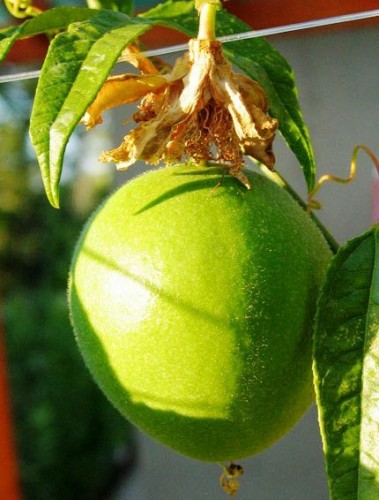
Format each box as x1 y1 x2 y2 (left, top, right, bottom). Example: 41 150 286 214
220 462 244 496
82 39 278 188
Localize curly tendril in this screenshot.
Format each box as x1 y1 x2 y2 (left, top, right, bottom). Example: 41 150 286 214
307 145 379 212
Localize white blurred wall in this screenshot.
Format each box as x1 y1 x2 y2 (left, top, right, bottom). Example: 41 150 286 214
113 25 379 500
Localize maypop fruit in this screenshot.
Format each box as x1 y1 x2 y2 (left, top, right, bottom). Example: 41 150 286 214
69 165 331 462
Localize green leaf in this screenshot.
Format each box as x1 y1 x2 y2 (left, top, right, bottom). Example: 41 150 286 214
139 0 198 35
29 11 150 207
140 0 316 191
86 0 134 16
0 7 98 63
313 224 379 499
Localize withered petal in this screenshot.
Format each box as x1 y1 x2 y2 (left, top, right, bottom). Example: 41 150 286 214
82 74 168 130
99 37 279 184
211 57 278 170
101 42 214 168
102 84 196 168
119 44 159 75
233 73 268 112
82 51 190 131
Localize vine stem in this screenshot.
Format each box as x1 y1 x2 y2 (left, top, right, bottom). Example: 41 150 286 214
259 166 340 254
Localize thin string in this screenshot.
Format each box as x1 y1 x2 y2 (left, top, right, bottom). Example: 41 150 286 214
0 8 378 84
141 9 379 58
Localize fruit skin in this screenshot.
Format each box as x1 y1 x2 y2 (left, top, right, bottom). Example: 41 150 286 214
69 165 331 462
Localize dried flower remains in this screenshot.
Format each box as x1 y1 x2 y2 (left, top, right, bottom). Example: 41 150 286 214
82 40 278 188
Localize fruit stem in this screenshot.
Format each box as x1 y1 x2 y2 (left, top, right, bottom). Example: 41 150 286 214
260 166 339 254
196 1 221 40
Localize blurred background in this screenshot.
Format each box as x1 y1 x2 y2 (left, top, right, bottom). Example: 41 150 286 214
0 1 378 499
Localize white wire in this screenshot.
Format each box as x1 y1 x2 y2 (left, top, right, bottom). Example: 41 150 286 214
0 8 378 84
141 9 379 57
0 68 41 83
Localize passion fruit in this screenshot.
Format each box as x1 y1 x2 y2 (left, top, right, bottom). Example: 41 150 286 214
69 165 331 462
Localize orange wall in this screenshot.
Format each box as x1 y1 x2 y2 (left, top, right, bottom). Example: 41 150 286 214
4 1 378 62
141 0 379 47
0 316 21 500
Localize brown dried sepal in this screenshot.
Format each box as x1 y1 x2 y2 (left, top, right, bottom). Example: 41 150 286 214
220 462 244 496
83 40 278 187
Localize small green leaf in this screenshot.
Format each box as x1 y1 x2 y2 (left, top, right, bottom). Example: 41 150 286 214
29 11 150 207
141 0 316 191
313 224 379 499
0 26 22 63
86 0 134 16
0 7 98 63
139 0 199 36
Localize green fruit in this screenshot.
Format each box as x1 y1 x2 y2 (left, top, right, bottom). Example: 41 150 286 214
69 165 331 462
